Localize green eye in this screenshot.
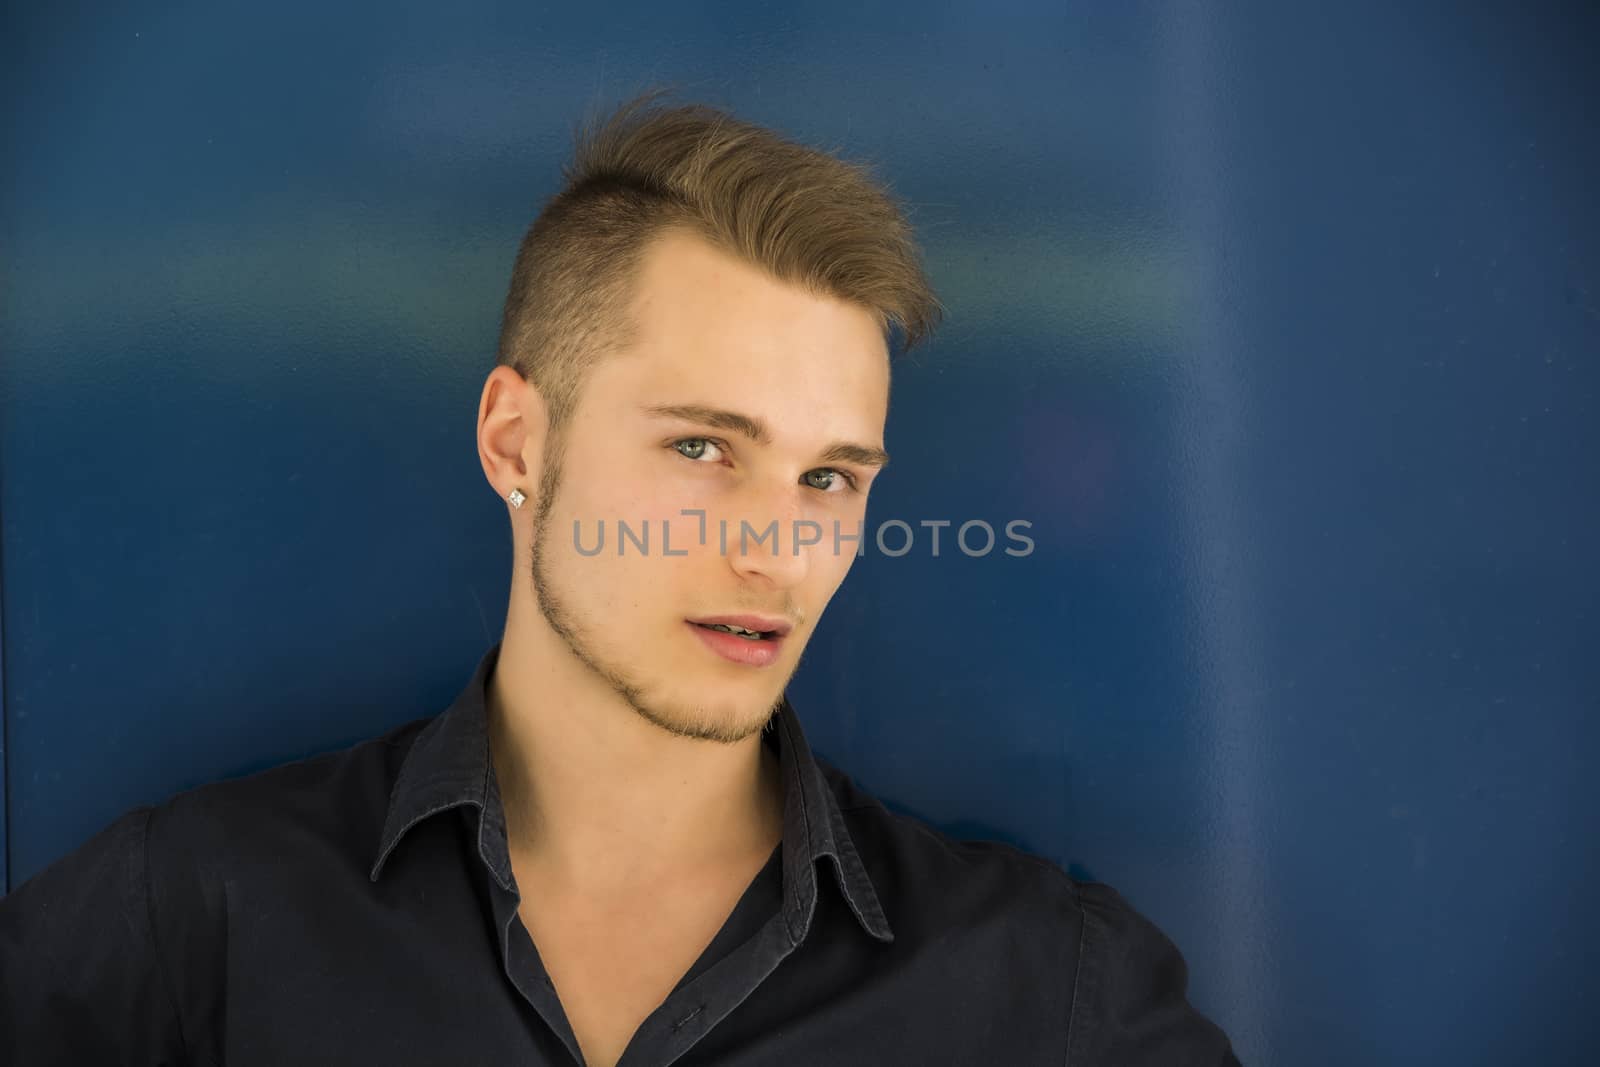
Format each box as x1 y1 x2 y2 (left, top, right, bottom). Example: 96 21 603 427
674 438 715 460
803 469 858 493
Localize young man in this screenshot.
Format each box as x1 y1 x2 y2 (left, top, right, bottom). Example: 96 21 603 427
0 94 1239 1065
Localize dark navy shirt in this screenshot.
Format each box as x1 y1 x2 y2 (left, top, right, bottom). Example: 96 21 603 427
0 642 1239 1065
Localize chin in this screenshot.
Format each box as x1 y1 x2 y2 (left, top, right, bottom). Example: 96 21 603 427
646 686 781 744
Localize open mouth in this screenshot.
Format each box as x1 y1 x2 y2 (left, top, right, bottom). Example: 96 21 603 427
692 622 777 642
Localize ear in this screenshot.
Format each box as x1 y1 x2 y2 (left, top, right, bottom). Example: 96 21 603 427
477 365 551 511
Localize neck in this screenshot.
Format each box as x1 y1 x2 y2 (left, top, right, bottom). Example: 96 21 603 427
486 620 785 893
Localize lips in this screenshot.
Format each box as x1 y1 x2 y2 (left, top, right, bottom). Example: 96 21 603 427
684 617 790 668
686 614 794 638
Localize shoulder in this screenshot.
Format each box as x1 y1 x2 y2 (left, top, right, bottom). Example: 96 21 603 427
143 713 433 879
0 713 436 1064
818 763 1239 1064
817 760 1087 938
817 759 1190 923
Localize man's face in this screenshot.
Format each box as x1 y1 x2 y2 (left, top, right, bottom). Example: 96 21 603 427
527 227 890 743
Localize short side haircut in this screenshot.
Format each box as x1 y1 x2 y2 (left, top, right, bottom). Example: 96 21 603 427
495 89 943 428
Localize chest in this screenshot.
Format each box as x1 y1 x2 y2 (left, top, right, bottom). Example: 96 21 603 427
514 875 757 1067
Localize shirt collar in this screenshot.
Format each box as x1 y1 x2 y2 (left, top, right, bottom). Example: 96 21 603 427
369 642 893 944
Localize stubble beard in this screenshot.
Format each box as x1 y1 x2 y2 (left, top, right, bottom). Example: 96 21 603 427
525 443 782 745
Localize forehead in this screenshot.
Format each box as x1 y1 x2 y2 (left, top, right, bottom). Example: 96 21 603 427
605 228 890 421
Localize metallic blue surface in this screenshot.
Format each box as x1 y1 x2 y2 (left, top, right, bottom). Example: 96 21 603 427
2 2 1596 1062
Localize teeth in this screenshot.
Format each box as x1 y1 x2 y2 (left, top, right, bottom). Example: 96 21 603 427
707 623 762 637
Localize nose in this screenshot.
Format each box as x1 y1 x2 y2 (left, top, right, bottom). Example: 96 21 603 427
725 487 813 589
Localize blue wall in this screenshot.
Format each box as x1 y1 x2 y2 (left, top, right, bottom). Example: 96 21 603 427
3 2 1596 1063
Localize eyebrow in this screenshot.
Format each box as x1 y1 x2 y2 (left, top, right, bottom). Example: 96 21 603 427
641 402 890 469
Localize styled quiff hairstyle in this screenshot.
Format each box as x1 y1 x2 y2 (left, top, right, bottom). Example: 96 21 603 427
495 89 943 429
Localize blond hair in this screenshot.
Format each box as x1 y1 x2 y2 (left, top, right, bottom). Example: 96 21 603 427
495 89 943 427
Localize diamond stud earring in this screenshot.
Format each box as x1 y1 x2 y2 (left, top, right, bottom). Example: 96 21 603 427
507 488 527 509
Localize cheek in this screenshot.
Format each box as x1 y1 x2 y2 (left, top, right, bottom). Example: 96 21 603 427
553 446 662 523
634 476 692 525
809 523 862 588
